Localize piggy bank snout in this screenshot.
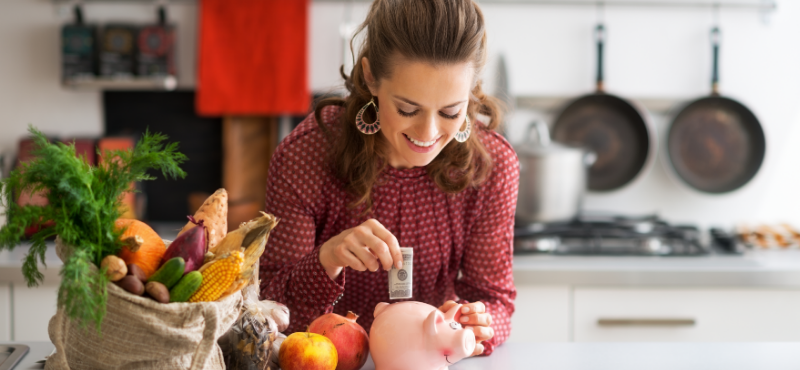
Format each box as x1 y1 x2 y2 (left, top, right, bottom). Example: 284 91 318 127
450 326 476 360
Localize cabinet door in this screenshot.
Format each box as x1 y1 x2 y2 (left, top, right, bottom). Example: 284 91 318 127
574 288 800 342
13 282 58 341
508 285 570 343
0 283 10 341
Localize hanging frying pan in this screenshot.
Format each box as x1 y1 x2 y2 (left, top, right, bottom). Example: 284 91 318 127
666 27 765 194
552 24 654 192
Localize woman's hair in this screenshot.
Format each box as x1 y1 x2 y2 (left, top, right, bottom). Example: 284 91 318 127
315 0 503 212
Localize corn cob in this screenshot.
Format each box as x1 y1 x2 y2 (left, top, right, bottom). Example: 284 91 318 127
188 251 244 302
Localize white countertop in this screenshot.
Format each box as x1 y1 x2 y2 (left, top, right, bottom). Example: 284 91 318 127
5 242 800 287
8 341 800 370
513 250 800 287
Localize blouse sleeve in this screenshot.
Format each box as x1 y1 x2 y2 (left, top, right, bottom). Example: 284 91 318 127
259 138 346 334
455 139 520 356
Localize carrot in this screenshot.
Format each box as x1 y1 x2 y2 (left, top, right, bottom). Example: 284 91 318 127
179 188 228 252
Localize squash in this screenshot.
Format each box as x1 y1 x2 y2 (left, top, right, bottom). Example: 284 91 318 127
115 219 166 279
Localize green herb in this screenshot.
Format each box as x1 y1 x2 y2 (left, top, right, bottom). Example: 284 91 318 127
0 126 187 330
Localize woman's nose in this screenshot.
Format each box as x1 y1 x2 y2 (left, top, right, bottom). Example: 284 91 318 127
413 115 439 141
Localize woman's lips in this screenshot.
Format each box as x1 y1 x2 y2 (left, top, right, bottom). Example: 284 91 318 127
404 134 440 153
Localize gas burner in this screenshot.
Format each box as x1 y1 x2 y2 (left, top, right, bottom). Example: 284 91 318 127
514 214 708 256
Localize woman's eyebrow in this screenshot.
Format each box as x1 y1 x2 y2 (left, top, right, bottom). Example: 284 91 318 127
394 96 467 109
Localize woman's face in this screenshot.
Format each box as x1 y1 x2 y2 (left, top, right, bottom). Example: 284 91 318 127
363 57 474 169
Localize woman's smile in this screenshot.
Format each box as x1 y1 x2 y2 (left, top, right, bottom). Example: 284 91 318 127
404 133 442 153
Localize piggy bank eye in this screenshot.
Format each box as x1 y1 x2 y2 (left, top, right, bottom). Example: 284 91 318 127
449 322 462 330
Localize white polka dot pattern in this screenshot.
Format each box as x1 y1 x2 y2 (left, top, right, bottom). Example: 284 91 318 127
259 105 520 355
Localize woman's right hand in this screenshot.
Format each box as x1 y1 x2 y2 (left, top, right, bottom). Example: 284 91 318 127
319 219 403 280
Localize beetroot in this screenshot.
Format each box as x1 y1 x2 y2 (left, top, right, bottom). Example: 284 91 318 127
162 216 207 274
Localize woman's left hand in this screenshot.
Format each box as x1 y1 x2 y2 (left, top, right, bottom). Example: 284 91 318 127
438 300 494 356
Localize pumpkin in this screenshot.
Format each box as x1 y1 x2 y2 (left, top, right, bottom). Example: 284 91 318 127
115 219 166 279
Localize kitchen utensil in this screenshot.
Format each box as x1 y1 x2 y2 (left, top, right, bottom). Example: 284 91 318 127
0 345 29 370
515 120 595 224
552 24 654 191
666 27 765 193
494 53 513 125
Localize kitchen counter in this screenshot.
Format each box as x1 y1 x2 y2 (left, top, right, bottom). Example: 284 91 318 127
5 242 800 287
6 341 800 370
513 250 800 287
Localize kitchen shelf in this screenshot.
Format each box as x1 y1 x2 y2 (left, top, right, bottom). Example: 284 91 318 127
515 95 683 115
62 75 177 91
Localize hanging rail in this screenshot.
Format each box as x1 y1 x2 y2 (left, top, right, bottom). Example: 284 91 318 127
314 0 776 11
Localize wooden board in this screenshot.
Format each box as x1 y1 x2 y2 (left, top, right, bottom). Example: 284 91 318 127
223 116 279 231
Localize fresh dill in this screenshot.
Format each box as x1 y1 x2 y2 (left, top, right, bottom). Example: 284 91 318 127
0 126 187 330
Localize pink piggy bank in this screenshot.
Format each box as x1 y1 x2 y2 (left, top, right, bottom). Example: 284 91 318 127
369 301 476 370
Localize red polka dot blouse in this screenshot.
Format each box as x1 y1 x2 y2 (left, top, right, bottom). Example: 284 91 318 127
259 105 519 355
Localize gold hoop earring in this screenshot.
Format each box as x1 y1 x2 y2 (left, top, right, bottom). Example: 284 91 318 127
454 115 471 143
355 97 380 134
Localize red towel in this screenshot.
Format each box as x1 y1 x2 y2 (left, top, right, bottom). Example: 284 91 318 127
196 0 310 116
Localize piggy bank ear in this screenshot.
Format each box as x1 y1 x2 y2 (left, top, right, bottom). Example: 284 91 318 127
424 308 445 337
374 302 390 318
444 304 462 322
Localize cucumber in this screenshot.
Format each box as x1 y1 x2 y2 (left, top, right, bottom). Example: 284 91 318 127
148 257 185 289
169 271 203 303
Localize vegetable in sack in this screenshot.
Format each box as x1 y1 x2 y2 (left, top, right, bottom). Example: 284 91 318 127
169 271 203 303
162 216 206 274
116 218 167 278
116 275 145 296
189 251 243 302
127 263 147 283
145 281 170 303
101 255 127 282
178 188 228 252
0 126 186 330
148 257 185 289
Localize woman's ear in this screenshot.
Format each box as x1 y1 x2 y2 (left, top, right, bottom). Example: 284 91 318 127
361 57 377 95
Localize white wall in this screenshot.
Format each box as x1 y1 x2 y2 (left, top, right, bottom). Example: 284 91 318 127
1 0 799 229
0 0 198 154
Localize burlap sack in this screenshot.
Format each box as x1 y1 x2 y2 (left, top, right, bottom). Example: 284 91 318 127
45 237 244 370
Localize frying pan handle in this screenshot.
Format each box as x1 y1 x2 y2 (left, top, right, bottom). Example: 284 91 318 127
595 24 606 93
527 120 551 146
711 27 720 96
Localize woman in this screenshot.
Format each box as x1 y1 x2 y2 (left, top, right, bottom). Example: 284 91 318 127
259 0 518 356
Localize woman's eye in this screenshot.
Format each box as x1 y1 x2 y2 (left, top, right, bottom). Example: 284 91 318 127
439 111 459 120
397 109 418 117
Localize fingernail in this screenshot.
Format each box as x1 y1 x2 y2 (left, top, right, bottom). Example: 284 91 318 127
460 316 468 323
462 307 470 314
397 261 403 269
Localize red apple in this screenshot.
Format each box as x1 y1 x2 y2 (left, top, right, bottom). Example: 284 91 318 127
309 312 370 370
279 331 338 370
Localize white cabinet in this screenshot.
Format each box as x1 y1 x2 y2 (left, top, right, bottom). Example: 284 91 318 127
0 283 10 341
573 288 800 342
508 285 570 343
12 282 58 341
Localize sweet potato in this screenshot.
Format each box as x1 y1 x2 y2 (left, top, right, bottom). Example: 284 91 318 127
178 188 228 252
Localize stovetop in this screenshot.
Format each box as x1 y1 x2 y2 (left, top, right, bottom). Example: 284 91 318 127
514 214 710 256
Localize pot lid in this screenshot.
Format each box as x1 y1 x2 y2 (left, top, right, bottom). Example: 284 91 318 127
514 120 588 157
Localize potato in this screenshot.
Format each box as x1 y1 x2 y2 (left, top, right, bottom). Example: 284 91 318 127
115 275 144 296
127 263 147 283
145 281 170 303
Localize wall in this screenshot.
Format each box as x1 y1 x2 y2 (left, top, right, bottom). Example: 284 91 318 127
0 0 198 154
1 0 799 229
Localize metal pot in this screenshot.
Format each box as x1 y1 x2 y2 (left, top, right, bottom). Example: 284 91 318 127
515 121 596 224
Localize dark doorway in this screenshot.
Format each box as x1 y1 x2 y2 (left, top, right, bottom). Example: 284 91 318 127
104 90 222 222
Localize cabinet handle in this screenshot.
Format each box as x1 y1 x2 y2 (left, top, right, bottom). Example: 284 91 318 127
597 318 696 327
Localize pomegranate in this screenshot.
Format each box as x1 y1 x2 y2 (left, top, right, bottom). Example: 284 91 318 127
308 311 370 370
